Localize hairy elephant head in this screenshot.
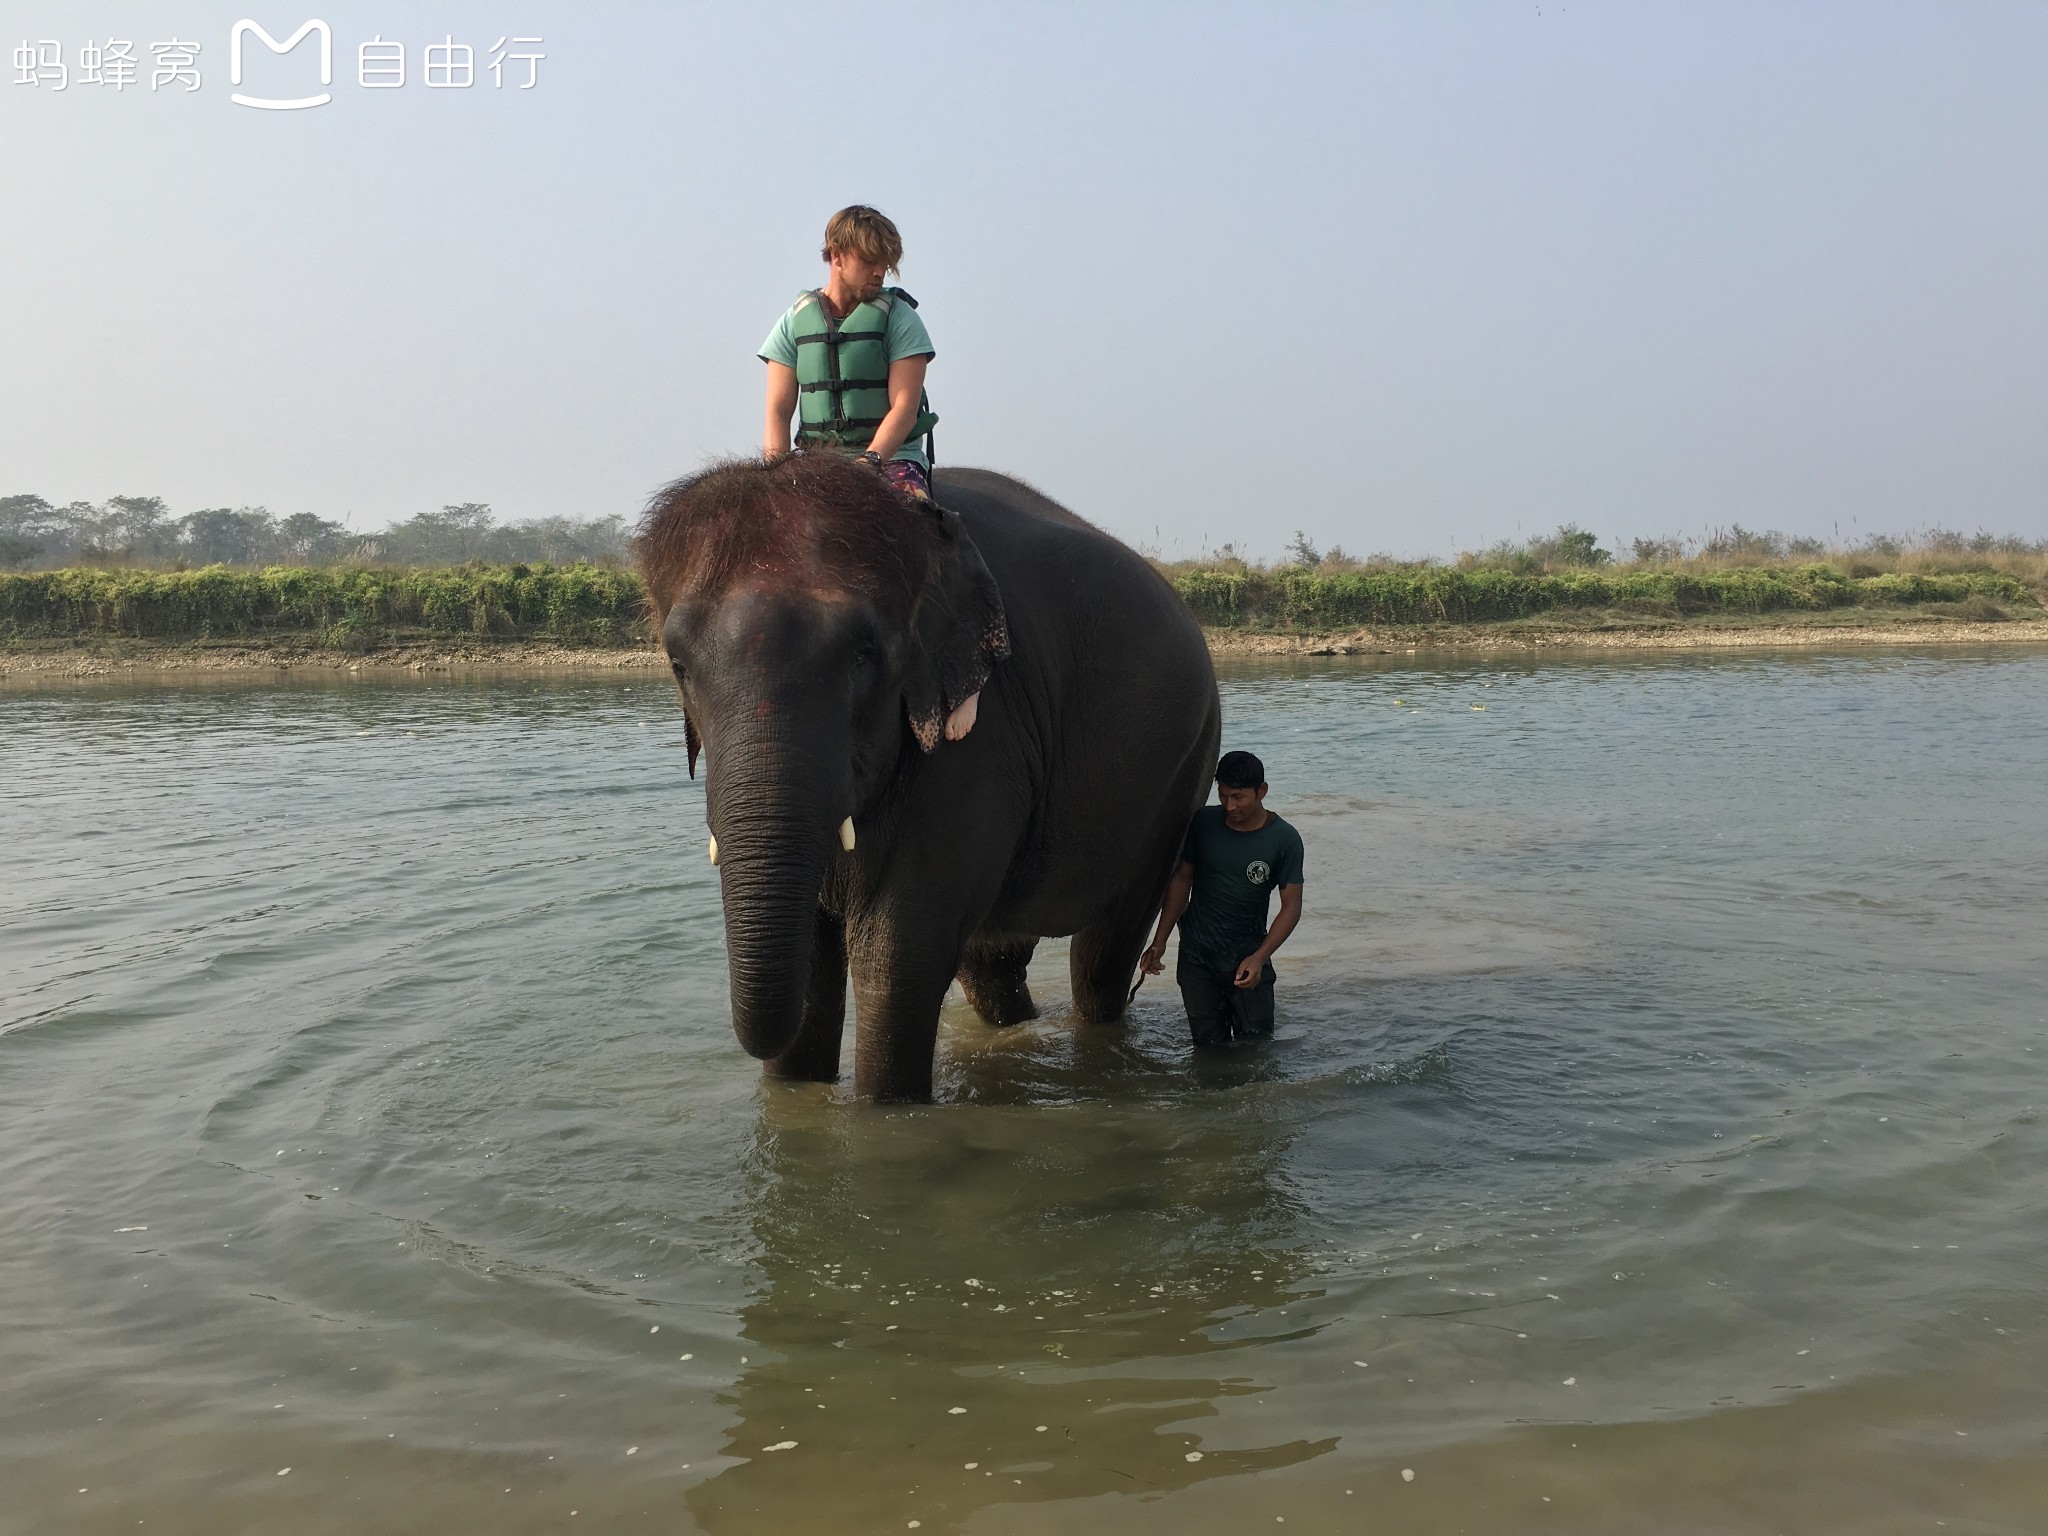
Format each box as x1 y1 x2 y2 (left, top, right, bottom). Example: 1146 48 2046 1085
633 455 1009 1060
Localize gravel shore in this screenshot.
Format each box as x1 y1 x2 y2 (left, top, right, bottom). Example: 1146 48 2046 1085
4 616 2045 682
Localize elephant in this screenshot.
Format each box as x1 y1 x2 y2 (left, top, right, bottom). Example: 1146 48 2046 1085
635 453 1221 1102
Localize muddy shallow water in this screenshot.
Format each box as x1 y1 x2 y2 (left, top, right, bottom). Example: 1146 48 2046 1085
4 649 2046 1534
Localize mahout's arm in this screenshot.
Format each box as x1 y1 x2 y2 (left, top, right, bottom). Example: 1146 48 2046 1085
1234 884 1302 988
1140 860 1196 975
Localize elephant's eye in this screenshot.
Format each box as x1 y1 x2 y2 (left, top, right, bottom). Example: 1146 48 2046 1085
851 644 881 675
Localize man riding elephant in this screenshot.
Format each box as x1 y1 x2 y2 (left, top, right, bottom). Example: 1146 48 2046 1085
759 205 981 736
760 205 937 501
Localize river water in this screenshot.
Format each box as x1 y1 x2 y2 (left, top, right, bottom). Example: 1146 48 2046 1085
4 648 2046 1535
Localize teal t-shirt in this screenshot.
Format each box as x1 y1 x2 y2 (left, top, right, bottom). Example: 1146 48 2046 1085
759 293 936 472
1175 805 1306 970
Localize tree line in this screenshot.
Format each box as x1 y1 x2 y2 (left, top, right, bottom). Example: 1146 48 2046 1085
0 495 631 570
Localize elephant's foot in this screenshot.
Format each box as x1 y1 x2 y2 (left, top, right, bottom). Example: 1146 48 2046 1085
849 965 949 1103
851 1033 940 1103
1069 903 1155 1024
1069 990 1132 1026
957 939 1039 1027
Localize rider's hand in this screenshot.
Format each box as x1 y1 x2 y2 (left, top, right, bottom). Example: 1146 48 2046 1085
1140 942 1166 976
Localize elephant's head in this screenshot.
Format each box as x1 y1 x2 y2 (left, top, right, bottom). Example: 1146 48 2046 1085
633 455 1009 1060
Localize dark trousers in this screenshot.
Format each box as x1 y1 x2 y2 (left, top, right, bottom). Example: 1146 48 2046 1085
1176 955 1277 1048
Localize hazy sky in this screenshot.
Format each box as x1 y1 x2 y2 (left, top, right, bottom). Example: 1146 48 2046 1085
4 2 2043 559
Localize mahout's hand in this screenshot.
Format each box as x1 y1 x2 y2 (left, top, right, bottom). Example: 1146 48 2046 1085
1140 942 1166 976
1233 955 1265 989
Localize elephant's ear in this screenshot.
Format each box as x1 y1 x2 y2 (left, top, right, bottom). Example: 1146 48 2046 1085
902 507 1011 753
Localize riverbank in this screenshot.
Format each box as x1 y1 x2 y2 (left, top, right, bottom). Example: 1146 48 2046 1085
0 637 667 680
1204 606 2048 655
6 608 2047 680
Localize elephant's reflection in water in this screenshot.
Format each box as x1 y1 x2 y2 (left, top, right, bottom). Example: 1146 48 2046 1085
684 1022 1337 1533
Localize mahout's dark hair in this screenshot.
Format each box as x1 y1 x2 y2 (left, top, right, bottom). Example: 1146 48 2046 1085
1215 750 1266 790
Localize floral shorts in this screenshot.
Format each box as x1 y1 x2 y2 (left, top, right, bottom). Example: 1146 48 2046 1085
879 460 930 501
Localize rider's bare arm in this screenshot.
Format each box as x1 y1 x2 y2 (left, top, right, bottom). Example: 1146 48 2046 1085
763 361 798 458
864 353 930 461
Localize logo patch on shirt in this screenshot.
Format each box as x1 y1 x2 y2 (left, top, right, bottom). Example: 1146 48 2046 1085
1246 860 1271 886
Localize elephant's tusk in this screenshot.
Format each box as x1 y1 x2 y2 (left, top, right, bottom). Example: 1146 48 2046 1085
839 817 856 852
707 834 719 866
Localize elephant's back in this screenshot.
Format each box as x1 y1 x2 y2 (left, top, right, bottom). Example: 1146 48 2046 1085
932 467 1220 919
931 468 1218 930
930 467 1211 674
932 468 1104 537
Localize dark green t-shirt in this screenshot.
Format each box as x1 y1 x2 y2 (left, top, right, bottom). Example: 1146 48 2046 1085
1175 805 1306 970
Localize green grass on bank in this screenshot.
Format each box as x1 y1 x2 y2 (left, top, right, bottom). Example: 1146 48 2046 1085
0 560 2039 647
1169 565 2039 629
0 564 647 646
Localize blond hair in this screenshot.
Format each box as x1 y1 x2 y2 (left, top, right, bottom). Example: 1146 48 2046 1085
820 205 904 273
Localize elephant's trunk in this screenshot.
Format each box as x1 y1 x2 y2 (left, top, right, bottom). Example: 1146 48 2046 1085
719 840 830 1060
706 732 849 1061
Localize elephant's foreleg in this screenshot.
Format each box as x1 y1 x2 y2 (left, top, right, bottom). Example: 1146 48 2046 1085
956 938 1039 1027
768 906 848 1084
848 933 956 1102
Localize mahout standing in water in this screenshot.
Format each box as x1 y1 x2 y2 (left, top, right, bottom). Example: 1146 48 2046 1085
1142 750 1306 1048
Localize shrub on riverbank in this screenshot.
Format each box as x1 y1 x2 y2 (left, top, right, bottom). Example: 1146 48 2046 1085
0 563 646 644
2 559 2038 645
1166 564 2038 628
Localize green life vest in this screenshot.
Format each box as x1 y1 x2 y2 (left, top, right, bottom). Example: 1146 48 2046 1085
791 287 939 453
